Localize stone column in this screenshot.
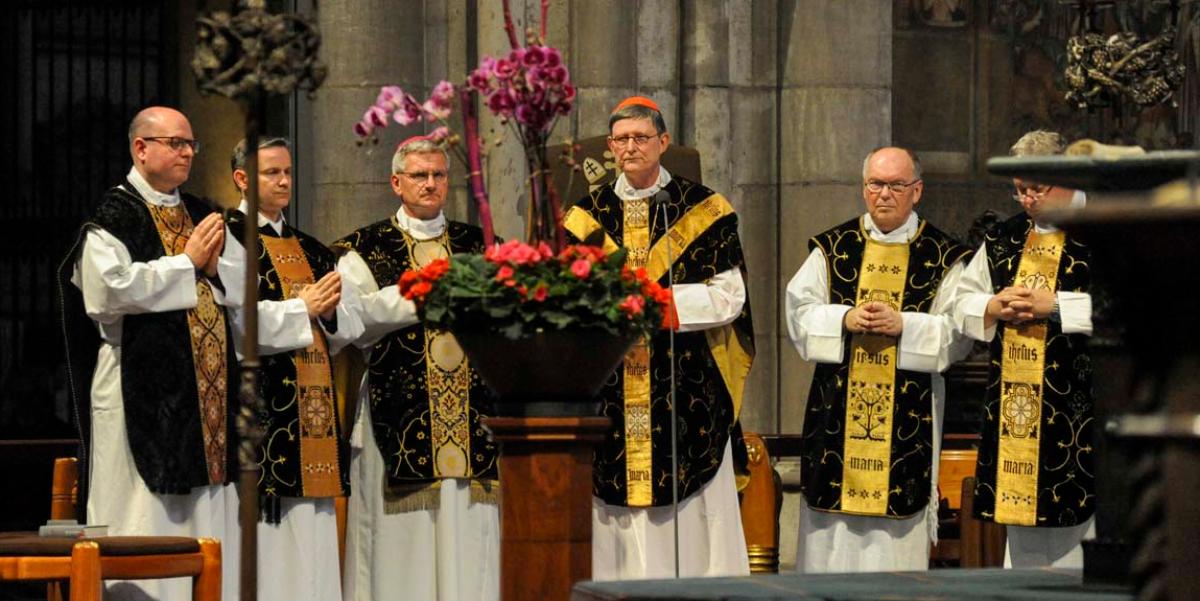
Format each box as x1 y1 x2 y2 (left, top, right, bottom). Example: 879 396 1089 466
309 0 429 243
678 1 780 436
775 0 892 567
474 2 533 241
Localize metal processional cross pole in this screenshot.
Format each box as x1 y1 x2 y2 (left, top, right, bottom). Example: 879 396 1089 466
192 2 327 599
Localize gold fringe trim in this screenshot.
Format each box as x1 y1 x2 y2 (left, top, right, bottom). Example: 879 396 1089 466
383 479 501 514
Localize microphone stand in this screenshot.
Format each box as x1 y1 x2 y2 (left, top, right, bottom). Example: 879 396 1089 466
657 192 680 579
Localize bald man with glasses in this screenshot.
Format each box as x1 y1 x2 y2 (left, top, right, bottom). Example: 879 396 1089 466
786 146 974 573
59 106 241 600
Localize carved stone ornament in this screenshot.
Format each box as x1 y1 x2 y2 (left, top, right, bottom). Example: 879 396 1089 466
192 0 327 101
1063 25 1186 109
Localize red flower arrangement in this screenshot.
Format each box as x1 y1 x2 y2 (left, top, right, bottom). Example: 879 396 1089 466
397 241 674 339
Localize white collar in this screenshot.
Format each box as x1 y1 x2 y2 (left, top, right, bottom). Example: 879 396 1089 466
395 207 447 240
1033 189 1087 233
125 166 180 207
614 166 671 201
862 211 920 243
238 199 285 235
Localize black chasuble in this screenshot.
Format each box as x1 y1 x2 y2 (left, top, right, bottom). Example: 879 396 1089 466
972 213 1095 528
226 211 351 523
59 181 239 508
332 219 498 506
800 217 971 518
563 175 756 508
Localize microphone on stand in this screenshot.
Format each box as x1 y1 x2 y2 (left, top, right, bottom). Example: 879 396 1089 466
652 189 681 579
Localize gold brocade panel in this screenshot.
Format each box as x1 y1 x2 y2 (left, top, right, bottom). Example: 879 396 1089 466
261 235 342 497
403 228 473 479
995 230 1066 526
621 196 654 507
841 239 908 516
146 204 228 485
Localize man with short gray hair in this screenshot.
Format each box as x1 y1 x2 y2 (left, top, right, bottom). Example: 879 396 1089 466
334 135 500 601
786 146 973 572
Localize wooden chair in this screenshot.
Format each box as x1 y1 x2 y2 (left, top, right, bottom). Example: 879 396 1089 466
0 457 223 601
0 538 101 601
929 445 978 566
928 442 1008 568
958 476 1007 567
47 457 79 601
50 458 79 521
0 535 220 601
738 432 782 573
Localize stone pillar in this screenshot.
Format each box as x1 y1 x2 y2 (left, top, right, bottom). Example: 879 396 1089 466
474 2 533 241
678 1 780 436
775 0 892 567
309 0 429 243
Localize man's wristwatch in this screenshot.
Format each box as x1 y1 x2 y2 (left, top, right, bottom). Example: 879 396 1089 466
1049 296 1061 323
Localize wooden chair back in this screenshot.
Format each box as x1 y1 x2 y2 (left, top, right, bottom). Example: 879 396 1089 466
738 432 781 573
958 476 1007 567
12 457 223 601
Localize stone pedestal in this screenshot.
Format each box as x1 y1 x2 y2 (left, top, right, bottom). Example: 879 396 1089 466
482 416 611 601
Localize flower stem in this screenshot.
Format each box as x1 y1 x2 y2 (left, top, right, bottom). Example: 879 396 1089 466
543 164 566 252
460 88 495 246
540 0 548 42
502 0 520 50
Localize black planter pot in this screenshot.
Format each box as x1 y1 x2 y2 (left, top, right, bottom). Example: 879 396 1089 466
452 327 637 417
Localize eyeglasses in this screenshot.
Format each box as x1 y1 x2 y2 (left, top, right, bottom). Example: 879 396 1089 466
865 179 920 194
1012 183 1053 202
143 136 200 154
402 170 448 183
608 134 659 148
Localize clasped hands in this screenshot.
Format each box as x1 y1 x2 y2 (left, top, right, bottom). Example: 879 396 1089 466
986 286 1055 325
184 213 225 278
844 302 903 337
298 272 342 322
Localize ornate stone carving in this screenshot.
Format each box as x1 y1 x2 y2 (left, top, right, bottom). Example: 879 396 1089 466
192 0 326 101
1064 17 1186 109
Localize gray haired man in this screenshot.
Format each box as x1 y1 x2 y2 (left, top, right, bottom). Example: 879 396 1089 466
333 135 500 601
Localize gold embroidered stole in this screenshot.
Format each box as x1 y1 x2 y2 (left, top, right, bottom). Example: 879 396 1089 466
643 194 746 420
146 204 227 485
567 190 750 506
403 226 473 479
995 230 1066 526
261 234 342 497
840 238 908 515
622 197 654 507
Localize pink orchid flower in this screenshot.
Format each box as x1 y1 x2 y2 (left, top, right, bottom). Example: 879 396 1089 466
365 105 389 127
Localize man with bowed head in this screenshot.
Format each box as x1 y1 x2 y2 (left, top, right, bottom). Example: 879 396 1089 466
59 106 241 600
563 96 756 580
953 130 1096 568
786 147 973 573
335 135 500 601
